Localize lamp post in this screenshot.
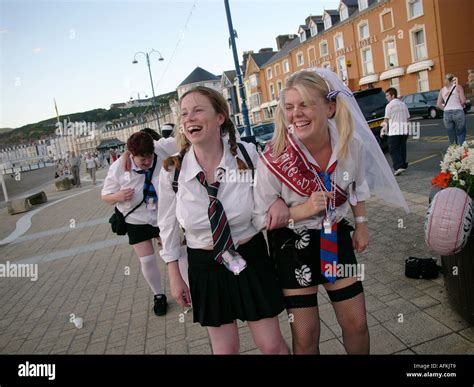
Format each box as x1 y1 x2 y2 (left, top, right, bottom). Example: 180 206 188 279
132 49 164 131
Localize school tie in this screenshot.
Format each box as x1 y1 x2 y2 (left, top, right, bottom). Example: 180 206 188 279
315 161 338 284
197 171 234 263
134 168 157 202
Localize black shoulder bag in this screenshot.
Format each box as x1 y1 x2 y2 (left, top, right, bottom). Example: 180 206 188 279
109 154 158 235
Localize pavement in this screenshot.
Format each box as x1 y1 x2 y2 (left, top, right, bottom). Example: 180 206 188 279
0 162 473 356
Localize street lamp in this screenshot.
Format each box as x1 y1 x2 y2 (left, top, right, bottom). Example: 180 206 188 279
132 49 164 130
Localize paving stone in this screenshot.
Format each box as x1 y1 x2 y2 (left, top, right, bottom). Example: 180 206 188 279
411 333 474 354
369 324 407 354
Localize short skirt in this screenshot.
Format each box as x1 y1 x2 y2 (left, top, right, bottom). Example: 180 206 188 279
126 223 160 245
187 232 285 327
267 219 358 289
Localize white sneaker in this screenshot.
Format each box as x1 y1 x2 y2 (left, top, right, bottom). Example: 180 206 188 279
394 168 406 176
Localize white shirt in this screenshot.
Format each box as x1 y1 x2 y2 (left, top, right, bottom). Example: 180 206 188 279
384 98 410 136
158 140 259 263
441 86 464 111
101 138 177 226
253 121 370 231
85 157 98 169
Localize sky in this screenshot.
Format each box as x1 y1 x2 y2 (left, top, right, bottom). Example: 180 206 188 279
0 0 340 129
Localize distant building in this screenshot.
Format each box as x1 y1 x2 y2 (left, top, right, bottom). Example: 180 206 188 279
177 67 221 98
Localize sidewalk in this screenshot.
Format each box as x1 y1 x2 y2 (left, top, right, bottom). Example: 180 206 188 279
0 166 473 355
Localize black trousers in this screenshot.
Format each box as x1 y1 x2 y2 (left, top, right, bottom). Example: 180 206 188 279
388 135 408 170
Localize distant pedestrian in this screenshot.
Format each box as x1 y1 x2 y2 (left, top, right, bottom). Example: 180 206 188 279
437 73 467 145
69 151 81 187
111 149 118 163
161 123 175 138
381 87 410 176
106 149 111 166
85 152 98 185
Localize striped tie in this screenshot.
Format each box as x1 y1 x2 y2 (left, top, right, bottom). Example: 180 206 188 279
316 161 338 284
197 171 234 263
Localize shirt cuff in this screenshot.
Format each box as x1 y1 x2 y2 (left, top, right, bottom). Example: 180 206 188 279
159 247 181 263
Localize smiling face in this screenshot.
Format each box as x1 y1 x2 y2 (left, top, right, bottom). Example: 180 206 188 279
179 92 225 146
283 87 335 143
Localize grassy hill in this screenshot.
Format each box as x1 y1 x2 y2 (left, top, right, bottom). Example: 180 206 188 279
0 91 177 146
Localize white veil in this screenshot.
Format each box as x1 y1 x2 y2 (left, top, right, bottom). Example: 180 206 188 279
307 67 409 213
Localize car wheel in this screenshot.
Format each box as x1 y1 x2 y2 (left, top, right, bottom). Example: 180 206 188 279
429 107 438 119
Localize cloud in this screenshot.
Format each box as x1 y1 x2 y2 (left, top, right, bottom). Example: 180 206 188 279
32 48 42 54
0 29 8 34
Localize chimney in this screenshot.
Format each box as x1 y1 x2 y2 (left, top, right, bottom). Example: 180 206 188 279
276 34 296 50
241 50 254 75
258 47 274 53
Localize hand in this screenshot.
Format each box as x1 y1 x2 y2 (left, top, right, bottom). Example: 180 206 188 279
380 123 387 138
117 188 134 202
267 198 290 230
306 191 333 216
169 271 192 308
352 223 369 253
121 151 132 171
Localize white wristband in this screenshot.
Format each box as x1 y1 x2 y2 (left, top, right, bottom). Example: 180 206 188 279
355 216 368 224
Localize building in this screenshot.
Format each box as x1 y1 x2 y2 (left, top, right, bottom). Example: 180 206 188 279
177 67 221 99
247 0 474 125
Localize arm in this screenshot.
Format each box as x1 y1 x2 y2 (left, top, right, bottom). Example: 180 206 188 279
350 201 369 253
101 163 134 205
154 137 178 160
157 167 191 308
458 85 467 106
437 89 445 109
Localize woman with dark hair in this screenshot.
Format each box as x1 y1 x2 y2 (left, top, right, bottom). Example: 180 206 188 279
101 132 176 316
158 86 289 354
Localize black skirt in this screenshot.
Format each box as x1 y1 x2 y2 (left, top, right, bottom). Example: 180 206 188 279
187 232 285 327
268 219 358 289
126 223 160 245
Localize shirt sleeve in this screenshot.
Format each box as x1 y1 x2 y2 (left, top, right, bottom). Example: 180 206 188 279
101 162 121 196
154 138 178 160
252 157 283 231
157 166 183 263
384 102 391 119
354 139 371 202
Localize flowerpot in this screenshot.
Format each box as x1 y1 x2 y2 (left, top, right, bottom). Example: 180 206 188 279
441 232 474 325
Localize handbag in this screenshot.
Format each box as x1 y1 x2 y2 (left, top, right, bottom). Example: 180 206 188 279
109 154 158 235
405 257 441 279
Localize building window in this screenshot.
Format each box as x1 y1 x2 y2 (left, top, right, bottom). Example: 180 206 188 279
296 52 304 66
299 30 306 43
380 9 394 31
323 13 332 30
417 70 429 92
275 63 281 76
320 41 328 56
310 22 317 37
267 68 272 80
361 47 374 75
277 80 282 94
384 39 398 68
249 75 258 88
390 77 400 95
340 3 349 20
254 111 261 122
359 21 369 40
269 84 275 100
334 34 344 51
408 0 423 19
412 28 427 61
308 46 316 67
359 0 368 11
283 60 290 73
250 93 261 108
337 56 348 81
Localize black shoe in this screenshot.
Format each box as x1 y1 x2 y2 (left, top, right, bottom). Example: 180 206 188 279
153 294 167 316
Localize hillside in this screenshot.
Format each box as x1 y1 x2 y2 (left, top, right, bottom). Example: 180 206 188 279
0 91 177 146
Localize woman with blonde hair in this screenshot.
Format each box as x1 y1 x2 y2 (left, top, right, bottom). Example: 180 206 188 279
158 86 288 354
253 68 408 354
437 73 467 145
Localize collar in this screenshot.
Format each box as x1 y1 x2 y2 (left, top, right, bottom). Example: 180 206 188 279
182 139 232 182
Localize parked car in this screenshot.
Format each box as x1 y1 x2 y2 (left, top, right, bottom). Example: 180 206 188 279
236 123 275 150
353 87 388 152
401 90 472 119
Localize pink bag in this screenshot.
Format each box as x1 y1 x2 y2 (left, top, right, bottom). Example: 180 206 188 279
424 187 473 256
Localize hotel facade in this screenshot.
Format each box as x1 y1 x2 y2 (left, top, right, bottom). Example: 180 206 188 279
238 0 474 126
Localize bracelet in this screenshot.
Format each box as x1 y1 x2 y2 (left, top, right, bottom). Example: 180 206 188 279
355 216 368 224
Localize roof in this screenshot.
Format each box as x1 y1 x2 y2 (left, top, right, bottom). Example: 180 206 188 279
178 67 219 87
96 138 125 150
223 70 236 83
263 37 300 67
251 51 277 68
341 0 359 6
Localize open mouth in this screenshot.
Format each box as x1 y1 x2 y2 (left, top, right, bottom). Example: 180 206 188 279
294 121 311 130
187 126 202 134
